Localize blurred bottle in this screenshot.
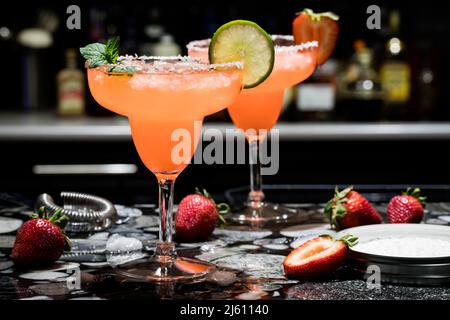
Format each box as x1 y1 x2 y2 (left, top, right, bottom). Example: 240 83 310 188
153 34 181 56
336 40 384 121
410 43 439 120
379 10 411 119
56 49 85 116
89 7 106 43
138 7 164 56
0 25 20 110
17 28 53 111
86 7 113 117
294 59 338 121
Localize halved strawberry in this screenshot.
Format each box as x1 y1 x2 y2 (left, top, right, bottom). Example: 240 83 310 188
283 234 358 279
292 8 339 65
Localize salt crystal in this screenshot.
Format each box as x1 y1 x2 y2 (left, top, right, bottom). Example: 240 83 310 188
354 237 450 258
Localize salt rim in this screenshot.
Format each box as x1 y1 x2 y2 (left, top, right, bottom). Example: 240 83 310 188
89 55 243 74
186 36 318 54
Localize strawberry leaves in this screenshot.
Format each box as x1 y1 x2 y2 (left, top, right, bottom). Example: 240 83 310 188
324 186 353 228
339 234 359 248
403 187 427 207
195 187 230 227
299 8 339 22
319 234 359 248
33 207 71 250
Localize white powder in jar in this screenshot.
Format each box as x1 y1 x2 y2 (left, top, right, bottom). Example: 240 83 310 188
353 237 450 258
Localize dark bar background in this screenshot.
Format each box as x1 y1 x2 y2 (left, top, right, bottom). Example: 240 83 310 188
1 0 449 204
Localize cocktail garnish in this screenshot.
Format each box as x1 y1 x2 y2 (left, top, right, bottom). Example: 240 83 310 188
80 36 120 68
293 8 339 65
209 20 274 89
106 65 138 74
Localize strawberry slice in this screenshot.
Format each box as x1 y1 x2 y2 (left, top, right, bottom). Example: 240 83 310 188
175 259 212 274
283 234 358 279
292 8 339 65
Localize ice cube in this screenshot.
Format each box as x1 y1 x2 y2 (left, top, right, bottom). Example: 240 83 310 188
106 234 143 252
105 234 145 266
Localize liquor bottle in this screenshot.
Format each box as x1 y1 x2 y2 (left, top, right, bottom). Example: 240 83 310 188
294 59 338 121
0 25 20 110
138 7 165 56
153 34 181 56
410 43 439 120
56 49 85 116
336 41 384 121
85 6 113 117
379 10 411 120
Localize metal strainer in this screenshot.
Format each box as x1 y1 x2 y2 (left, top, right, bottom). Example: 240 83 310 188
35 192 117 232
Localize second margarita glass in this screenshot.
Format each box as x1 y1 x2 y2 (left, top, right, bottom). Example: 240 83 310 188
188 35 318 226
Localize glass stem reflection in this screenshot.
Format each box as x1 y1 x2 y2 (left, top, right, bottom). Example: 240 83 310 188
248 137 265 214
156 178 176 258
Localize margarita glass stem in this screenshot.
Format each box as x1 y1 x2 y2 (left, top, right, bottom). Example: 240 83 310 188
248 137 265 214
156 177 176 258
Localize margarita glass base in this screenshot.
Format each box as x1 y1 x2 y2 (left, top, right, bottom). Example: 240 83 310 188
114 249 215 283
225 202 304 228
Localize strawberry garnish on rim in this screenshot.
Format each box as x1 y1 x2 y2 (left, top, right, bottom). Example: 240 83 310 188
292 8 339 65
283 234 358 279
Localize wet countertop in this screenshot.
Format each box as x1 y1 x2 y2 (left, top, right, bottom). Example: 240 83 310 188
1 199 450 300
2 112 450 141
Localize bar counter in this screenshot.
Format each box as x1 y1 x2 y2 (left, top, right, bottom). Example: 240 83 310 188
1 188 450 300
2 112 450 141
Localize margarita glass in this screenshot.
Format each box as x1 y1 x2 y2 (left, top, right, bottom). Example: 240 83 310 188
87 56 243 281
188 36 318 225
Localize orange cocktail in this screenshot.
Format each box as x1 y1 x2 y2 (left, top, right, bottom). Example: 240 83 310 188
188 36 318 224
87 56 243 281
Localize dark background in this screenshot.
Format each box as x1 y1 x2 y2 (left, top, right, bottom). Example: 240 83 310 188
1 0 449 116
1 0 450 205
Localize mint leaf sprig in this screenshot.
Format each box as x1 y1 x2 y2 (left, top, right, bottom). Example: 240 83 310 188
80 36 120 67
80 36 138 74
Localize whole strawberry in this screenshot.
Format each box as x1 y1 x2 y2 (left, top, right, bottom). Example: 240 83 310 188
175 188 229 242
324 186 382 230
11 207 70 267
284 234 358 279
387 188 426 224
